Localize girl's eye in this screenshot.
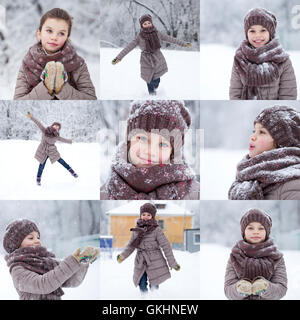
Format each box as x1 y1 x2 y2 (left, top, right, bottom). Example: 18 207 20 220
160 142 169 148
138 136 148 142
59 32 65 36
46 29 52 33
259 130 265 134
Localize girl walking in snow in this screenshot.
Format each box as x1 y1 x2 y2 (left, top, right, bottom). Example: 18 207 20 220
100 100 200 200
117 203 180 295
224 208 287 300
27 111 78 186
14 7 96 100
112 14 192 95
228 105 300 200
3 218 100 300
229 8 297 100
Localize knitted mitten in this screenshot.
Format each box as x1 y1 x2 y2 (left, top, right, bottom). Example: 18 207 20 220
41 61 56 95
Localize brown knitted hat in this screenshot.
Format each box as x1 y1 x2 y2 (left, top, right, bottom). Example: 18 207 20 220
127 100 191 149
3 219 40 253
139 14 152 27
140 202 157 218
240 208 272 240
244 8 277 40
254 105 300 148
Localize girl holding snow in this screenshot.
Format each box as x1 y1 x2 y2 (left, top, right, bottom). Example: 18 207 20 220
224 208 287 300
100 100 200 200
117 203 180 295
229 8 297 100
14 8 96 100
228 105 300 200
3 218 99 300
27 111 78 186
112 14 192 95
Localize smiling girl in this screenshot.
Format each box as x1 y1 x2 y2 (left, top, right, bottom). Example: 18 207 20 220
229 8 297 100
100 100 199 200
14 8 96 100
228 105 300 200
224 209 287 300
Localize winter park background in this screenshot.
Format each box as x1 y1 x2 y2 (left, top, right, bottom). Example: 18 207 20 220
200 0 300 99
99 0 200 99
98 100 200 189
0 100 101 200
200 100 300 200
200 200 300 300
0 0 100 99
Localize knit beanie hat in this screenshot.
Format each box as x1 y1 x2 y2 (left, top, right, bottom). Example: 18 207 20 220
140 202 157 218
240 208 272 240
254 105 300 148
3 219 40 253
139 14 152 27
127 100 191 157
244 8 277 40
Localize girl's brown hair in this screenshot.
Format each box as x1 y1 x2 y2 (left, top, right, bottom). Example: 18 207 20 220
39 8 73 37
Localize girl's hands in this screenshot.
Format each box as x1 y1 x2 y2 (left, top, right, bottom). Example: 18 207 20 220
42 61 56 95
252 278 269 296
26 111 32 119
72 246 100 264
173 264 180 271
236 279 252 296
54 61 66 94
112 58 121 65
117 254 125 263
186 43 192 48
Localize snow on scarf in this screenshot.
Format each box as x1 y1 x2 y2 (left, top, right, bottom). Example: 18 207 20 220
5 246 64 297
129 219 159 248
22 41 84 88
139 26 161 53
105 142 195 200
228 147 300 200
234 38 289 99
230 238 283 281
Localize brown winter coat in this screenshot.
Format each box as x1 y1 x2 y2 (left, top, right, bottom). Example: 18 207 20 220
10 255 88 300
100 179 200 200
116 31 187 83
224 257 287 300
120 226 178 287
14 62 97 100
229 57 297 100
31 116 72 164
264 179 300 200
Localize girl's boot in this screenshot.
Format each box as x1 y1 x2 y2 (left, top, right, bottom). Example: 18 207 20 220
36 177 41 186
68 168 78 178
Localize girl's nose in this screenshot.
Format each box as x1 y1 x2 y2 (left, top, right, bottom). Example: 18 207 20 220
250 133 257 141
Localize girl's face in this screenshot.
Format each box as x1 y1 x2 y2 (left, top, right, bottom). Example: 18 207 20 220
129 132 172 168
20 231 41 248
247 25 270 48
37 18 69 53
52 124 60 131
249 123 276 158
244 222 266 244
142 21 153 28
141 212 152 221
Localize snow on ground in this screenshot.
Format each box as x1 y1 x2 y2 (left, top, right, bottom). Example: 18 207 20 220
100 48 200 100
0 140 100 200
0 254 100 300
0 59 99 100
99 249 200 300
201 148 246 200
200 243 300 300
200 44 300 100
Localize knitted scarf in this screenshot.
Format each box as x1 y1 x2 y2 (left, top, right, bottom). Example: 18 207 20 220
233 38 289 99
45 126 59 138
5 246 64 297
22 41 84 89
228 147 300 200
230 238 283 281
139 26 161 53
105 142 195 200
130 219 159 248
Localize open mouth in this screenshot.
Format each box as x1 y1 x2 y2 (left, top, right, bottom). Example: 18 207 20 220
249 144 255 150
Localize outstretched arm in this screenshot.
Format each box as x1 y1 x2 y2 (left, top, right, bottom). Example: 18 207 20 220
158 31 188 47
115 36 139 62
27 113 46 133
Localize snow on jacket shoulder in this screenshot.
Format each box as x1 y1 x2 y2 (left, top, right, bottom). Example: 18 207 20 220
11 255 88 300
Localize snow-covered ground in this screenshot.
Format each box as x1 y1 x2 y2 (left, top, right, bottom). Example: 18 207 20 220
200 243 300 300
0 60 99 100
200 44 300 100
201 148 246 200
0 254 100 300
100 48 200 100
0 140 100 200
99 249 200 300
